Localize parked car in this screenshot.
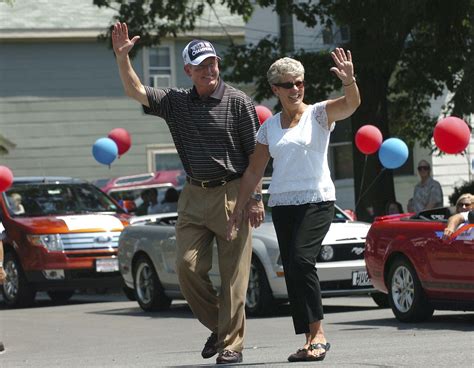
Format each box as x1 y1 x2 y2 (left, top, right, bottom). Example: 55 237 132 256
118 203 377 316
365 207 474 322
98 170 185 213
0 177 130 307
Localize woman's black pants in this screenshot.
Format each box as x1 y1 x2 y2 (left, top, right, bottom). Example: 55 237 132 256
272 201 334 334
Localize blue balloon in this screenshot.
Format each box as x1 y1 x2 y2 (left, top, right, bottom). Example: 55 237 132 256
92 137 118 166
378 138 408 169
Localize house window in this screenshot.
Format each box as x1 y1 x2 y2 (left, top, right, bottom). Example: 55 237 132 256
145 44 176 88
323 24 350 45
146 145 183 172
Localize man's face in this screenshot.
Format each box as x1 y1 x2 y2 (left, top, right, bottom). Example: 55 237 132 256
184 57 219 92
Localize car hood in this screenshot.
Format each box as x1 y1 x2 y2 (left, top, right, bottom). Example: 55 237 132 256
254 220 370 244
9 214 127 234
323 222 370 243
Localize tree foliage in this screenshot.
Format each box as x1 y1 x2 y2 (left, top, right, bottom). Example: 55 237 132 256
94 0 473 219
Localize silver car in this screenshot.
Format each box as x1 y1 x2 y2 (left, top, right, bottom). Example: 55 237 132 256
118 204 381 316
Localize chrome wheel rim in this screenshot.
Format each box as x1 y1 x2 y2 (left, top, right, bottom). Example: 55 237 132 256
391 265 415 313
246 262 260 309
136 262 154 304
4 259 19 301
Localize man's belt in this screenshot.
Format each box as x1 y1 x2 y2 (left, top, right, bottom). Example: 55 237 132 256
186 173 242 188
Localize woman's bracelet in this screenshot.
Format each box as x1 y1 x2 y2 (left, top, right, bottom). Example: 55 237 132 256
343 77 356 87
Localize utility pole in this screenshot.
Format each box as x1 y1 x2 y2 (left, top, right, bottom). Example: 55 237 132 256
279 11 294 53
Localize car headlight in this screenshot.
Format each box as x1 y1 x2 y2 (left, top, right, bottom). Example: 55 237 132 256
319 245 334 261
27 234 64 251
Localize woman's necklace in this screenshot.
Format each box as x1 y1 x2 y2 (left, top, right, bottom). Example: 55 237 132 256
281 108 305 129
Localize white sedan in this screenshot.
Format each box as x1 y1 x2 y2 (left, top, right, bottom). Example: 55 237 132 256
118 204 382 316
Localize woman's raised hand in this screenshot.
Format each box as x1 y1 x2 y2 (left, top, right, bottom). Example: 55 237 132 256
330 48 355 85
112 22 140 59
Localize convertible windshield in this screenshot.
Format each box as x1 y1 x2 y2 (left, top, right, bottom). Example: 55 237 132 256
3 183 121 217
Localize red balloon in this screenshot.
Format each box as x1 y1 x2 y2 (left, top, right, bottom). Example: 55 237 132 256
255 105 273 125
0 165 13 192
355 125 383 154
108 128 131 156
434 116 470 154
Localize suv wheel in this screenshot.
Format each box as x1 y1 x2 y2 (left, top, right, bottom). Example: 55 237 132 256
2 252 36 308
246 255 274 316
133 255 171 311
388 258 434 322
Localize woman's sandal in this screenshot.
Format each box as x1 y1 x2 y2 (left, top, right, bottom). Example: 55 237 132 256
287 342 330 362
307 342 331 361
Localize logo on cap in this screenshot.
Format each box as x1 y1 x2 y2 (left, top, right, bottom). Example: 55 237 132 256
183 39 219 66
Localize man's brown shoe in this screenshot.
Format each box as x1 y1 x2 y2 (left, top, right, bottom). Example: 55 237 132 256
216 349 243 364
201 333 218 359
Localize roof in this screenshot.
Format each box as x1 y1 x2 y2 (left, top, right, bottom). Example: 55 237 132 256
0 0 245 40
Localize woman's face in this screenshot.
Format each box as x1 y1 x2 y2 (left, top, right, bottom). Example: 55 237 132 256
271 74 305 107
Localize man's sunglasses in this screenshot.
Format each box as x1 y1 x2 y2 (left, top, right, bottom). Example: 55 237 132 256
272 80 305 89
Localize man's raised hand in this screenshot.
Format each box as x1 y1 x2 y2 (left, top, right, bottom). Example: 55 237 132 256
112 22 140 58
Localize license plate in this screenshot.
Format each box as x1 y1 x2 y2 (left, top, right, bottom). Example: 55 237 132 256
96 258 119 272
352 270 371 286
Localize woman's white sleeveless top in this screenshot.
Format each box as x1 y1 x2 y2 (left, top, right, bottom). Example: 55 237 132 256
257 101 336 207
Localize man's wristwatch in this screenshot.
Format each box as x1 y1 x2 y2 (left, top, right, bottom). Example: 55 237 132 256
250 193 262 202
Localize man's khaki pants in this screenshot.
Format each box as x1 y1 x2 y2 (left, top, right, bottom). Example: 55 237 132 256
175 179 252 353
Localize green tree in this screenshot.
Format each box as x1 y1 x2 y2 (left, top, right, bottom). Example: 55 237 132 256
94 0 473 220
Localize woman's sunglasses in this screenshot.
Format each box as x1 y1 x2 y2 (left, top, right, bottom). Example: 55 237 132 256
273 80 305 89
417 166 430 171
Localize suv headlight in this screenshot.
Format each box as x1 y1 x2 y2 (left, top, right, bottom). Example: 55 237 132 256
27 234 64 251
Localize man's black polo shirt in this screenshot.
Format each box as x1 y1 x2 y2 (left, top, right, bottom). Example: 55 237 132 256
143 79 259 181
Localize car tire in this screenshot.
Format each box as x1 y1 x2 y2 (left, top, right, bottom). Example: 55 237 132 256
47 290 75 303
370 292 390 308
2 252 36 308
122 285 137 301
133 255 171 311
387 258 434 322
246 255 274 316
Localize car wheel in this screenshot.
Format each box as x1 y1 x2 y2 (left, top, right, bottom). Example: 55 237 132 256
122 285 136 301
47 290 75 303
387 258 434 322
246 255 274 316
370 292 390 308
133 255 171 311
2 252 36 308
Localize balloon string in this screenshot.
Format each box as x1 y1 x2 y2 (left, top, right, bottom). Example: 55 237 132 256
355 168 386 209
357 154 368 204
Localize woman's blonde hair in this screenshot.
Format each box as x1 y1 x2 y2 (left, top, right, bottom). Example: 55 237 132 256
267 57 305 85
456 193 473 206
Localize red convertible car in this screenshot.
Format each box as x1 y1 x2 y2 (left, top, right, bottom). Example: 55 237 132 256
365 207 474 322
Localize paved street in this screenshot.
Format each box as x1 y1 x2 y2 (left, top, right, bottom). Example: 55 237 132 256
1 292 473 367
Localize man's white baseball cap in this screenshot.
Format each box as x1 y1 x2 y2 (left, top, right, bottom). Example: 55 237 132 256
182 39 220 65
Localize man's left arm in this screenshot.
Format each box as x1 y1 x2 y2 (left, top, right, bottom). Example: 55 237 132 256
239 97 265 228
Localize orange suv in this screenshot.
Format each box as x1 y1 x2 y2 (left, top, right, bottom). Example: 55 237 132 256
0 177 130 307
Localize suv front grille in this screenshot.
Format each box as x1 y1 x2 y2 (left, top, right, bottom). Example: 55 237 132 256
60 232 121 251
